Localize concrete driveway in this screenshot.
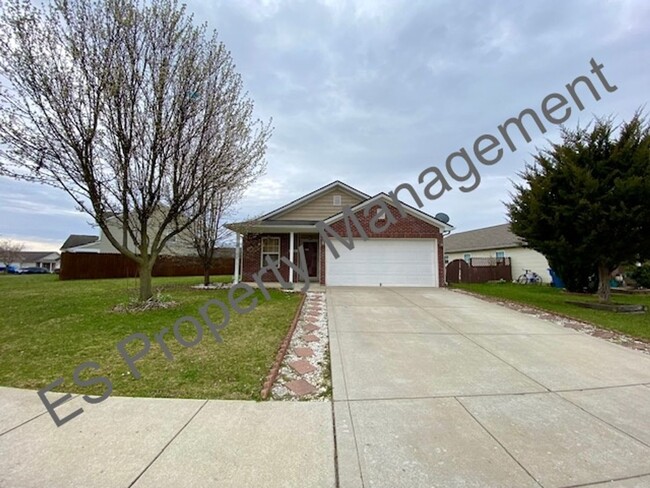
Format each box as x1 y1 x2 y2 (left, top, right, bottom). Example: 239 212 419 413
328 287 650 488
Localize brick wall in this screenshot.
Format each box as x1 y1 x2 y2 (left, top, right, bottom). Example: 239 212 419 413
242 202 446 286
319 202 445 286
241 233 291 282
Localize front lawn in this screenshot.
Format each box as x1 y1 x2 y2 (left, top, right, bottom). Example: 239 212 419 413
0 274 302 400
452 283 650 341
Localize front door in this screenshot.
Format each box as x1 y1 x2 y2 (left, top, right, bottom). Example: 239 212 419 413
302 241 318 278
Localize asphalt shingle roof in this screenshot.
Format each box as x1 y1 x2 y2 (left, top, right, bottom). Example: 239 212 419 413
18 251 60 262
444 223 524 253
60 234 99 250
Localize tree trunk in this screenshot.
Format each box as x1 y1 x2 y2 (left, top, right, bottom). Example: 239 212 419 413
139 263 154 301
597 263 611 303
203 266 210 287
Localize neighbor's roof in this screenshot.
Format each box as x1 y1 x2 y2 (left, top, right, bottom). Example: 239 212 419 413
444 223 524 253
60 234 99 250
18 251 60 262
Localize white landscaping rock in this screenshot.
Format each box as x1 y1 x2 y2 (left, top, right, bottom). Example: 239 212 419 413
271 291 330 401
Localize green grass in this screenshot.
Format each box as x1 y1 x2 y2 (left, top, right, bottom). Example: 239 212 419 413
452 283 650 341
0 274 301 400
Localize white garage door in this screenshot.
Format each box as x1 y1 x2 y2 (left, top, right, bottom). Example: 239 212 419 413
326 239 438 286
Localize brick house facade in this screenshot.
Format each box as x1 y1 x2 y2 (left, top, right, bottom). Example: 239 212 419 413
227 181 453 287
318 201 445 286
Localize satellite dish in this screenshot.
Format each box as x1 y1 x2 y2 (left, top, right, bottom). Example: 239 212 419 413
434 212 450 224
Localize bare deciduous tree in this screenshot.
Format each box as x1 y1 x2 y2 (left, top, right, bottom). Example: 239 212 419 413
185 129 267 287
0 0 270 300
186 187 234 287
0 239 24 272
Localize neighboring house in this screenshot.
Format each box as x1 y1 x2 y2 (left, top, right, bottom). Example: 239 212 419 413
98 212 196 256
8 251 61 272
444 223 551 283
214 247 236 259
226 180 454 286
60 234 100 253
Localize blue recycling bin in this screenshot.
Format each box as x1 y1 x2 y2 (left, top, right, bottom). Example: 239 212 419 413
548 268 565 288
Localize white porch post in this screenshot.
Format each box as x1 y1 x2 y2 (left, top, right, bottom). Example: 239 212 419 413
289 231 295 283
234 232 241 284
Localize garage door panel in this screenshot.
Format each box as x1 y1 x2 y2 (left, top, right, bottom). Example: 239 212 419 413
326 239 437 287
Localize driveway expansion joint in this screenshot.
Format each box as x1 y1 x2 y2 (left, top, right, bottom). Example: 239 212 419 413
388 287 553 394
128 400 208 488
557 471 650 488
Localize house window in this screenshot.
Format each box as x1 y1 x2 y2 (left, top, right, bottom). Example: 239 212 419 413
444 254 449 265
376 208 386 220
261 237 281 267
463 253 471 263
333 194 342 206
495 251 505 259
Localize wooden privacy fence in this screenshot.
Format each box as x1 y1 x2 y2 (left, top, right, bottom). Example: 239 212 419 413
59 253 234 280
445 257 512 284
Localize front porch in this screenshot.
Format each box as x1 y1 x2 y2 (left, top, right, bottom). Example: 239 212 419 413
234 229 322 285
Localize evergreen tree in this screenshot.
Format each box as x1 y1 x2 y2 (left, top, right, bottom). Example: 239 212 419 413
507 113 650 302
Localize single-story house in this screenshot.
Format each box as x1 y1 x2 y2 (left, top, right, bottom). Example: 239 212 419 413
444 223 551 283
226 180 454 287
9 251 61 272
60 234 100 253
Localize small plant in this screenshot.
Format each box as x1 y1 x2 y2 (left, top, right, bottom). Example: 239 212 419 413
630 263 650 289
112 288 178 313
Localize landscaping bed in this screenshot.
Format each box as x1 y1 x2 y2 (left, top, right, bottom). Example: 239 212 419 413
0 274 302 400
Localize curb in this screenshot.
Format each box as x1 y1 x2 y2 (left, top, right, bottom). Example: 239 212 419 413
260 292 307 400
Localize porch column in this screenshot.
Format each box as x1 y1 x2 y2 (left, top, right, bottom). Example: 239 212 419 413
289 231 295 283
234 232 241 284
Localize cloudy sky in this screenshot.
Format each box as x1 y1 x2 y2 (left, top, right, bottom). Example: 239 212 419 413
1 0 649 250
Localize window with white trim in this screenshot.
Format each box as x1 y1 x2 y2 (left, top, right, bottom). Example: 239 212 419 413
333 194 342 206
444 254 449 265
495 251 505 259
376 208 385 220
463 253 471 263
261 237 281 267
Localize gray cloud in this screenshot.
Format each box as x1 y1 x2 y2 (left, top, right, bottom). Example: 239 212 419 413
1 0 649 249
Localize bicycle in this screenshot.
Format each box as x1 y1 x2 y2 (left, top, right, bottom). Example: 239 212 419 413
516 269 542 284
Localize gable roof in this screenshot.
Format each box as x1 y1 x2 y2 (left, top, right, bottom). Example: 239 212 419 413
444 223 524 253
61 234 99 250
258 180 369 222
324 192 454 231
18 251 60 262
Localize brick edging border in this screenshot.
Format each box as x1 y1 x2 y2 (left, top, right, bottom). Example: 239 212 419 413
261 292 307 400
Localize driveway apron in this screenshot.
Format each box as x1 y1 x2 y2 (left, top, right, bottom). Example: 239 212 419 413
328 287 650 488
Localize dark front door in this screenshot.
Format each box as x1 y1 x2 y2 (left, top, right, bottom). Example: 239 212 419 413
302 241 318 278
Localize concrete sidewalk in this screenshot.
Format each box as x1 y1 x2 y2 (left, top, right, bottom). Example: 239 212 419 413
0 387 335 487
328 287 650 488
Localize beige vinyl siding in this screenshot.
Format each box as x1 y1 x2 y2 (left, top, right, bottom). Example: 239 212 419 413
99 211 196 256
277 188 364 220
445 247 551 283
